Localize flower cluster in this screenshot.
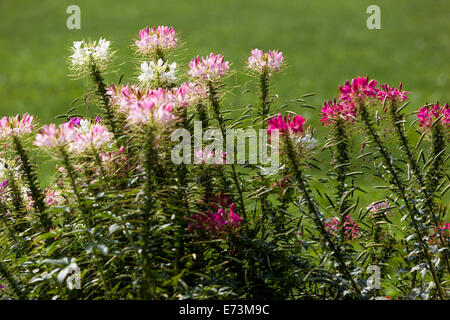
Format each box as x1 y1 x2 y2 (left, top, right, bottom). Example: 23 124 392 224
417 102 449 129
377 83 408 103
367 200 393 219
138 59 177 86
44 188 64 207
135 26 178 55
0 113 34 139
324 215 359 240
430 222 450 245
267 113 305 136
247 49 283 74
189 193 243 235
189 53 230 81
339 76 379 104
0 179 8 195
69 39 112 70
320 99 356 126
35 118 112 153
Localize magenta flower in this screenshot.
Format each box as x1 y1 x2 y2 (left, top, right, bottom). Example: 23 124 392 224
267 113 305 136
0 113 34 139
324 215 359 240
188 53 230 81
339 76 379 104
417 102 449 129
135 26 178 55
189 193 243 235
430 222 450 245
248 48 283 74
320 99 356 126
0 179 8 194
377 83 408 103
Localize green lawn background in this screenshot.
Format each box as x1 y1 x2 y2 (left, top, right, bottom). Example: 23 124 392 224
0 0 449 205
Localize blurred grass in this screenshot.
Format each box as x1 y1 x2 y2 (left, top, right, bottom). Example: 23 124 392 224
0 0 449 204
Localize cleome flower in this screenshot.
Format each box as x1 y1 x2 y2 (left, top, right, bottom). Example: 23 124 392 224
0 113 34 139
429 222 450 245
189 53 230 81
339 76 379 104
367 200 393 219
69 38 112 71
324 215 359 240
189 193 243 235
417 102 449 129
320 99 356 126
377 83 408 103
138 59 177 86
247 48 283 74
135 26 178 55
267 113 305 136
35 118 113 154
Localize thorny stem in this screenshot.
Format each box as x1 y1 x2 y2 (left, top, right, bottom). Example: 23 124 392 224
89 58 122 142
0 260 26 299
333 119 351 217
59 146 113 299
207 81 247 222
284 134 361 296
389 101 450 276
359 102 445 300
12 136 50 231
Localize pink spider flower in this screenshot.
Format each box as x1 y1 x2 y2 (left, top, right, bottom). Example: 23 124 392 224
339 76 379 104
248 48 284 74
430 222 450 245
0 179 8 194
368 200 393 219
267 113 306 136
189 53 230 81
71 121 113 153
320 99 357 126
325 215 359 240
0 113 34 139
417 102 449 129
34 122 76 149
189 193 243 235
377 83 408 103
135 26 178 55
44 188 64 206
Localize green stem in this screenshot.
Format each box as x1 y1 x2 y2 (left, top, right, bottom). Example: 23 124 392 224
0 260 26 299
359 102 445 299
207 81 247 222
12 136 50 231
284 134 361 295
59 146 112 299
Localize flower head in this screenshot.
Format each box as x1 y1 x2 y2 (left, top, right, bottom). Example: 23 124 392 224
189 194 242 235
339 76 379 104
368 200 393 219
69 38 112 71
189 53 230 81
135 26 178 55
34 123 75 149
430 222 450 245
417 102 449 129
325 215 359 240
248 49 283 74
320 99 356 126
377 83 408 103
0 113 34 139
267 113 305 136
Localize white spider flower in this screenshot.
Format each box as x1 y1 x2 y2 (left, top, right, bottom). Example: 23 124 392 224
69 38 112 72
138 59 177 86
